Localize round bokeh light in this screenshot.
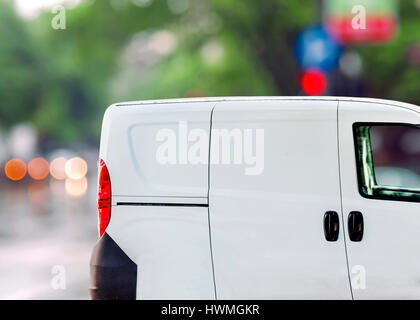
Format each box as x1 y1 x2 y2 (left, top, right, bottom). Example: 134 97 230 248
5 158 27 181
65 157 88 180
28 157 49 180
50 157 67 180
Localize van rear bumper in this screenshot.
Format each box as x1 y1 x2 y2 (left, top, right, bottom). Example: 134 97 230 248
89 232 137 300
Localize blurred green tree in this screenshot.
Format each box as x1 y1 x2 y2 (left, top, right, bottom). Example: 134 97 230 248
358 0 420 105
0 0 419 145
0 2 44 128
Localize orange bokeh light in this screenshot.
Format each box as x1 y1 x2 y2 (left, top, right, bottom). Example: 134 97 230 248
4 158 27 181
65 157 88 180
49 157 67 180
28 157 50 180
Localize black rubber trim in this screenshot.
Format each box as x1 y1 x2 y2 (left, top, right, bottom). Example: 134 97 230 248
117 202 208 207
89 232 137 300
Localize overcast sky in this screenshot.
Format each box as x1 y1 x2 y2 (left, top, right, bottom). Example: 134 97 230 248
13 0 82 19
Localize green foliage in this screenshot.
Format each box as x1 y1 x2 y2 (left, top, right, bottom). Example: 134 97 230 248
357 0 420 105
0 0 419 144
0 2 43 127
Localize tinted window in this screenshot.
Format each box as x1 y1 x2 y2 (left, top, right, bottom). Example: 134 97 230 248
354 124 420 202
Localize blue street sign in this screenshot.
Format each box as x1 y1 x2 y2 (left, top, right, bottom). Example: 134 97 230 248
294 24 342 72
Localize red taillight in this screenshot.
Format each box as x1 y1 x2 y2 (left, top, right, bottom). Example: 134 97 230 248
97 159 111 237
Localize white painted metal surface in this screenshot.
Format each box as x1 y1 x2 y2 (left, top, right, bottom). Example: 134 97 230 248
338 100 420 299
106 205 215 300
98 96 420 300
99 102 214 198
209 100 351 299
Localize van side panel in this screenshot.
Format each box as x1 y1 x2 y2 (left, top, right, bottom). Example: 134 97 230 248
100 102 213 199
209 100 352 299
106 205 215 299
99 102 216 299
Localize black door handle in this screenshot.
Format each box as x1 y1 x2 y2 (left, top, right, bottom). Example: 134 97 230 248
324 211 339 242
348 211 364 242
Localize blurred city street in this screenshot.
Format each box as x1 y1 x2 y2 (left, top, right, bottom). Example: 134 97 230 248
0 164 97 299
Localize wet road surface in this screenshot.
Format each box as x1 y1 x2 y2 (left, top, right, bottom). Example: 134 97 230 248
0 175 98 299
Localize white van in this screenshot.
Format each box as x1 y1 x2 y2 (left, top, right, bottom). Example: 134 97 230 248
89 97 420 300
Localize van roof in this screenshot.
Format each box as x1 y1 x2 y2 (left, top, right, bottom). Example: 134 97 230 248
115 96 420 114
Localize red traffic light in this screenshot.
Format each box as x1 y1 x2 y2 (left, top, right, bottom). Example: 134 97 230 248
300 70 327 96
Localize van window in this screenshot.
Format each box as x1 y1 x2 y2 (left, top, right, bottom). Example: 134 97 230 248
354 123 420 202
